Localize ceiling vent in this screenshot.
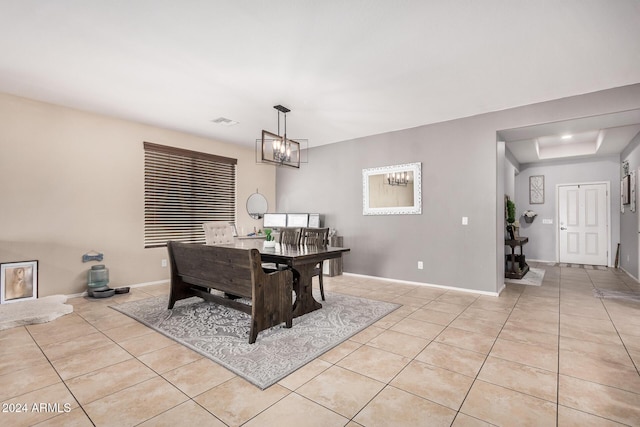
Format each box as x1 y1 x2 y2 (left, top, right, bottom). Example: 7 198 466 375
211 117 239 126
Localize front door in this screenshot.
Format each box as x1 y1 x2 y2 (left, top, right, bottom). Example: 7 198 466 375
558 183 608 265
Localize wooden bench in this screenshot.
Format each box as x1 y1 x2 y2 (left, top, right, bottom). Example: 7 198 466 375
167 241 293 344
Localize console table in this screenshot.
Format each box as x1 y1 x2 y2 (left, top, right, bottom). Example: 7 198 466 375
505 236 529 279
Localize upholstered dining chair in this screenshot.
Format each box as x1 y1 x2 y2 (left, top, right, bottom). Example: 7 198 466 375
300 227 330 301
202 221 235 245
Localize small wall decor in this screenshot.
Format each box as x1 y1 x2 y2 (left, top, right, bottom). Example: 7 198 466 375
529 175 544 204
631 170 636 212
1 260 38 304
622 175 630 205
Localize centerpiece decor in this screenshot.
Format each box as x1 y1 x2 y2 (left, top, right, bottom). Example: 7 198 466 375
523 210 537 223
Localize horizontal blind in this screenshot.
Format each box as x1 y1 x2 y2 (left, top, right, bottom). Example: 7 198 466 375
144 142 237 248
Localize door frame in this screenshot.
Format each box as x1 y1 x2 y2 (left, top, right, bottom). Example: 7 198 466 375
555 181 611 266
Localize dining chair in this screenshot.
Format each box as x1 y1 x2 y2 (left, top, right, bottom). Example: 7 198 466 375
279 227 301 245
202 221 236 245
300 227 330 300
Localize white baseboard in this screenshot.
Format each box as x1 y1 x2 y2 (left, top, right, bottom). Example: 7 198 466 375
66 279 170 299
342 272 501 297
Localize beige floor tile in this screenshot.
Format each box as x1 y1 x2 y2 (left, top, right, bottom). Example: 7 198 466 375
39 332 113 361
137 400 227 427
389 317 445 340
0 340 51 376
318 339 361 364
278 358 332 390
117 330 176 356
499 324 559 349
88 311 140 331
559 374 640 425
83 376 188 426
100 321 155 342
415 341 486 377
435 293 478 307
434 327 496 354
451 412 494 426
297 365 385 418
195 377 290 426
460 380 556 426
392 295 430 308
559 349 640 393
425 300 469 315
350 324 386 343
65 358 157 405
354 385 456 427
405 287 448 300
409 307 459 325
459 307 510 325
0 359 61 401
504 318 559 335
367 329 429 358
163 358 236 397
391 360 474 410
490 337 558 372
560 322 624 345
1 382 80 426
29 320 99 347
449 317 503 337
137 343 203 374
558 404 628 426
243 391 349 427
337 344 411 383
50 342 133 380
32 407 94 427
478 356 557 402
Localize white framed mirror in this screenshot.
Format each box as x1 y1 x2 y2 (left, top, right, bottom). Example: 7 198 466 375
363 162 422 215
246 191 268 219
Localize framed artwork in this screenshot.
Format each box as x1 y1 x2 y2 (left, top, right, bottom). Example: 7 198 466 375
1 260 38 304
529 175 544 204
631 170 636 212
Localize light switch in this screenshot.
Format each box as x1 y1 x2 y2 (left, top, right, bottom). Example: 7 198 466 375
462 217 468 225
542 219 553 225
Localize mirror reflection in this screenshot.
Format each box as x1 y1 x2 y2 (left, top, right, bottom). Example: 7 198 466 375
247 192 268 219
363 163 421 215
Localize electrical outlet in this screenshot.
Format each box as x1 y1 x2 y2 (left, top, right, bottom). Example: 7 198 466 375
161 259 168 268
462 217 468 225
417 261 424 270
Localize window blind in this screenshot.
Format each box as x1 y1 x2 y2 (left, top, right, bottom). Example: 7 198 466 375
144 142 237 248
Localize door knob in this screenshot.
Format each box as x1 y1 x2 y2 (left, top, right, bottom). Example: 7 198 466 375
560 227 567 230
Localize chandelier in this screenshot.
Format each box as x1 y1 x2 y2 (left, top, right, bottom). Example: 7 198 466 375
387 171 411 186
260 105 301 168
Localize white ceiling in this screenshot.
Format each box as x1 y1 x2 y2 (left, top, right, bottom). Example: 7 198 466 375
1 1 640 150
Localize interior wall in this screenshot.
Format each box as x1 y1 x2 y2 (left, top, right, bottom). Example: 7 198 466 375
276 84 640 294
515 157 620 265
620 131 640 279
0 92 276 296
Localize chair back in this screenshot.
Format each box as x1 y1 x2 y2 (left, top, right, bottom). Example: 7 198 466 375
300 227 329 246
202 221 235 245
279 227 301 245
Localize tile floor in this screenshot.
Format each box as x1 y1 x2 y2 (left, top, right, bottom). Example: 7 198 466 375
1 263 640 426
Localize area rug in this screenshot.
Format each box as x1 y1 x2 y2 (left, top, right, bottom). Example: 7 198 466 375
593 288 640 302
0 295 73 331
504 267 545 286
111 291 399 389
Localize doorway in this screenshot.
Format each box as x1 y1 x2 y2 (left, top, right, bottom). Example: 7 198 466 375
557 182 609 266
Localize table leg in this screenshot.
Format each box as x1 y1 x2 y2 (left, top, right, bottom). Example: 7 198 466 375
292 263 322 318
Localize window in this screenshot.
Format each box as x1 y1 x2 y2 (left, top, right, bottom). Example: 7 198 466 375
143 142 236 248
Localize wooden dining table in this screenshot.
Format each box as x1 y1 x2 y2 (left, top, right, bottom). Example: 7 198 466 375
227 239 350 318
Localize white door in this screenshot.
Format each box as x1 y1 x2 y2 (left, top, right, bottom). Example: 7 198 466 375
558 183 608 265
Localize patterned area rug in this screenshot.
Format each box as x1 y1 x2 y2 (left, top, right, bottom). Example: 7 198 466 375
504 267 545 286
111 292 399 389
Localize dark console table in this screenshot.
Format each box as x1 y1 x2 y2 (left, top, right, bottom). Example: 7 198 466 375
505 237 529 279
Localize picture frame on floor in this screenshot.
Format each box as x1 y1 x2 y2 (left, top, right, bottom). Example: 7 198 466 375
0 260 38 304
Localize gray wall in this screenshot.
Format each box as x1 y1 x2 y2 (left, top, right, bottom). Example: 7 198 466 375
514 157 620 265
620 132 640 279
276 84 640 294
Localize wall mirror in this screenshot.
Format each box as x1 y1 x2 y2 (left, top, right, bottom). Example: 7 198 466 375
246 191 268 219
363 162 422 215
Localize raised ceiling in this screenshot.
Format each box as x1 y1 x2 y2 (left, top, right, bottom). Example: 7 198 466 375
1 1 639 149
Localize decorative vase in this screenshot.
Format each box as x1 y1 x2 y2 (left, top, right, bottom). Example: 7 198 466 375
263 240 276 248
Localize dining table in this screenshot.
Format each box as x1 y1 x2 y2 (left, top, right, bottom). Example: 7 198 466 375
227 239 350 318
